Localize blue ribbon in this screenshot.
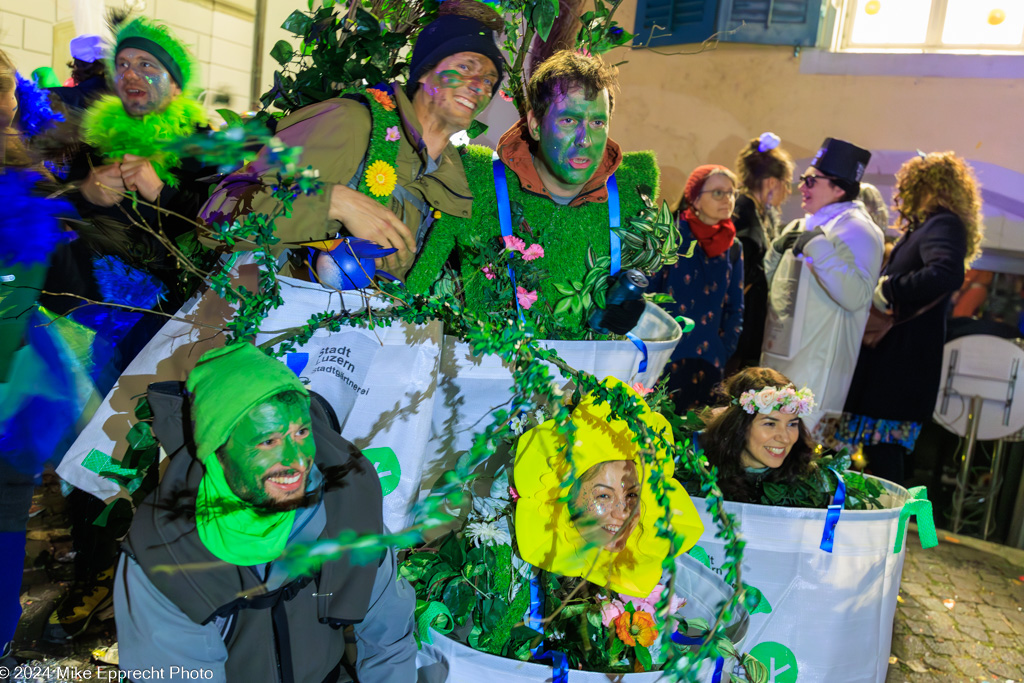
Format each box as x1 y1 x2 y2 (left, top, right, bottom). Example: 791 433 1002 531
625 332 649 373
285 352 309 378
527 574 568 683
608 174 621 276
669 633 725 680
491 152 524 323
819 468 846 553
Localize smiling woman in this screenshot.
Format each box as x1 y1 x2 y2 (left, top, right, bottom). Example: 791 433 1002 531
697 367 817 504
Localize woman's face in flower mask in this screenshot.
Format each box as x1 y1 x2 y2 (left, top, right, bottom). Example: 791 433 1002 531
571 460 640 552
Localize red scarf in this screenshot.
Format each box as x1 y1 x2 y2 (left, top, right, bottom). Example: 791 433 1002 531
683 208 736 259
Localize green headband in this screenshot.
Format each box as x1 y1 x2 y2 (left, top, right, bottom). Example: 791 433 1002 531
186 343 309 462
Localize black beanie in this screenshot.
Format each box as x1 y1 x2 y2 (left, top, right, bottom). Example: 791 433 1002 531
408 15 504 96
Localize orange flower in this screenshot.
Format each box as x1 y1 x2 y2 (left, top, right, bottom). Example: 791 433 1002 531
614 610 657 647
367 88 395 111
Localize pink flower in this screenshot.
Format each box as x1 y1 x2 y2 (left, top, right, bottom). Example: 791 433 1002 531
503 235 526 253
499 89 513 102
482 265 496 280
385 125 400 142
521 243 545 261
601 600 625 627
516 287 538 310
621 585 687 617
631 382 653 396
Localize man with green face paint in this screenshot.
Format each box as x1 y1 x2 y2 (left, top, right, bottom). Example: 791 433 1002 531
407 50 658 335
113 343 416 682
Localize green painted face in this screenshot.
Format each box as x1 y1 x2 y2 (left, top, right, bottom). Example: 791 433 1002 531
218 392 315 509
528 87 610 197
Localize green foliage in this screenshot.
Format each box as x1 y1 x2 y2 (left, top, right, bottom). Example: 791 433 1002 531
760 452 886 510
107 72 746 683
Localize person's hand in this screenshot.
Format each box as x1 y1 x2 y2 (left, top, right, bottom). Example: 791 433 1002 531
328 185 416 277
772 230 800 254
120 154 165 202
792 227 824 256
80 164 126 207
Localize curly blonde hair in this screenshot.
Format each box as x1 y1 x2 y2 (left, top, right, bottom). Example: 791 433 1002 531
893 152 984 265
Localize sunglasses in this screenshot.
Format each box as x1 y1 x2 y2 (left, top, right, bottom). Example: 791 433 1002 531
798 174 838 189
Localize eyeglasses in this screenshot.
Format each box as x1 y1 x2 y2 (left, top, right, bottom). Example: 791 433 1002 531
798 173 837 189
700 189 739 201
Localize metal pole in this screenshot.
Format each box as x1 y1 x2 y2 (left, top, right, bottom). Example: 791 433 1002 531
982 440 1006 540
249 0 267 111
1008 451 1024 549
951 395 983 534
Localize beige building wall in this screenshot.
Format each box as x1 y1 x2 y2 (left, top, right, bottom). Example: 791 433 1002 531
606 0 1024 214
0 0 255 111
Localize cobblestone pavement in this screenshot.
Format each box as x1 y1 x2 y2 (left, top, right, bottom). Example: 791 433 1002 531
10 481 1024 682
886 526 1024 683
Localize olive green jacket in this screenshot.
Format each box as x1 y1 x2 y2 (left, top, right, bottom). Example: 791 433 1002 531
200 86 474 257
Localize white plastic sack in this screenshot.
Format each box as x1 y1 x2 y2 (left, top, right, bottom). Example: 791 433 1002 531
254 280 442 533
58 275 441 536
416 553 748 682
419 304 682 516
689 478 926 683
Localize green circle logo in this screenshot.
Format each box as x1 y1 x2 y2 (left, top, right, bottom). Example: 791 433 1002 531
362 447 402 496
749 642 798 683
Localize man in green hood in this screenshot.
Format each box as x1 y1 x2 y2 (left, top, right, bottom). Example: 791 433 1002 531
113 343 415 682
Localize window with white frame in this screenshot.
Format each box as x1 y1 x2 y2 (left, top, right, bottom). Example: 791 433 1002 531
836 0 1024 53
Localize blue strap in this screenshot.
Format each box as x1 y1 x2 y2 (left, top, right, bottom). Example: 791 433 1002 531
608 174 621 275
711 656 725 683
820 468 846 553
491 152 524 323
625 332 649 373
527 574 568 683
285 353 308 378
670 632 725 680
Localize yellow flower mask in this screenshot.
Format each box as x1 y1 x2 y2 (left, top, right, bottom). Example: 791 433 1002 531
513 377 704 596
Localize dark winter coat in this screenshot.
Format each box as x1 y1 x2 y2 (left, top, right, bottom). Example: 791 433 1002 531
844 210 968 422
730 194 775 368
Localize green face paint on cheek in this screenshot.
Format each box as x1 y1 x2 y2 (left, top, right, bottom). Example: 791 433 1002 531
536 89 610 190
220 395 315 506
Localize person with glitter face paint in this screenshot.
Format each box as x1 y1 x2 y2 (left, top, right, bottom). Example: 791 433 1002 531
201 0 505 279
513 378 704 597
48 16 215 311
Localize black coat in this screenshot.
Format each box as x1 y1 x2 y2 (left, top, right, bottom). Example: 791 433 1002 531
844 210 967 422
730 194 775 368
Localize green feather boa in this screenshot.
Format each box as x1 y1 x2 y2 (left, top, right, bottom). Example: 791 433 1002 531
82 94 207 188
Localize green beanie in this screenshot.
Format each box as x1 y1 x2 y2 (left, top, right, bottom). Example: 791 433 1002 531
186 343 308 463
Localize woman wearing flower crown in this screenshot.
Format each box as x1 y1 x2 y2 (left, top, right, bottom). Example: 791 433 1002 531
698 367 816 503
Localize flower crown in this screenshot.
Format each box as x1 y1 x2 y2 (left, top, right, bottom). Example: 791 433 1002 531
736 385 815 416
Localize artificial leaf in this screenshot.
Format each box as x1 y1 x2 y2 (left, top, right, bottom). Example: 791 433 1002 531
270 40 294 65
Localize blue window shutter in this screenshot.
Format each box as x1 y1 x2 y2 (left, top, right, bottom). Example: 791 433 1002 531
716 0 826 46
633 0 719 48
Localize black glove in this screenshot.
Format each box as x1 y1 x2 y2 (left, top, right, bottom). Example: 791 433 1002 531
772 230 800 254
792 227 824 256
600 298 646 335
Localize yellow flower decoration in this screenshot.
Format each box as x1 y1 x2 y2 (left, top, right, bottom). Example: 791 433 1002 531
365 160 397 198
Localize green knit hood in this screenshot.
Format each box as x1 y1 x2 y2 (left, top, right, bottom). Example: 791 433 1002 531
185 343 309 463
82 94 207 187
